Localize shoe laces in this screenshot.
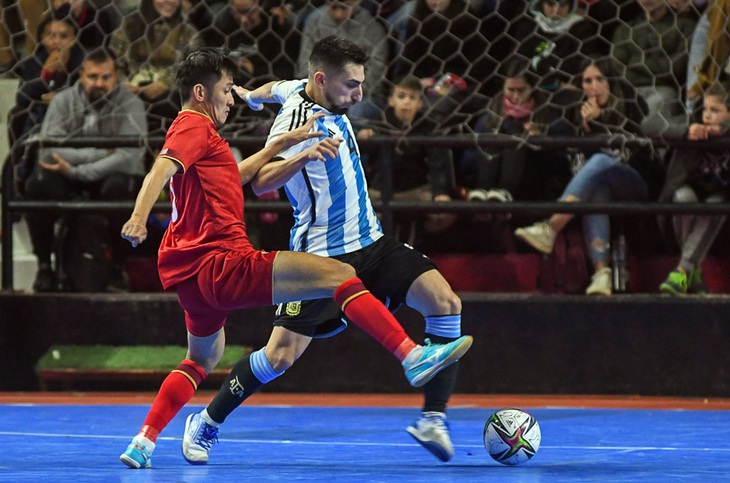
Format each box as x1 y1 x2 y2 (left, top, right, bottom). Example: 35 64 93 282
195 423 219 449
422 411 448 431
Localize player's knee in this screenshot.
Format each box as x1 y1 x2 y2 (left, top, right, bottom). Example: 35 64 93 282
330 260 357 285
264 350 297 372
432 290 461 315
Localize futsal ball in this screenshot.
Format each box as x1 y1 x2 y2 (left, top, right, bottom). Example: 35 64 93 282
483 407 541 465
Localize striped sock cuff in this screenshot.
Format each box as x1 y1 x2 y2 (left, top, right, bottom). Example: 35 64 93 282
250 348 284 384
172 359 206 390
424 315 461 339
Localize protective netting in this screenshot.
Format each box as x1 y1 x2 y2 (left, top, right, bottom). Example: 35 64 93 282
0 0 714 191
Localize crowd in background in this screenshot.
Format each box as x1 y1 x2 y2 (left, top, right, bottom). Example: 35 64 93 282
1 0 730 296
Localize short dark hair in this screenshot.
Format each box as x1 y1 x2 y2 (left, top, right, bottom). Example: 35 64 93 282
391 75 422 95
308 36 368 77
704 81 730 106
84 48 115 66
176 47 238 103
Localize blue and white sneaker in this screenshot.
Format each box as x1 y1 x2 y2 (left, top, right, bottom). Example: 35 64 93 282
403 336 473 387
406 411 454 462
120 436 155 469
182 411 219 465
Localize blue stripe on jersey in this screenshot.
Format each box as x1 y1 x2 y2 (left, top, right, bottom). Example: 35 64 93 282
331 114 376 251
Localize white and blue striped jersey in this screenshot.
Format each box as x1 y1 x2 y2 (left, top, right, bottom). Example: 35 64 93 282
266 79 383 257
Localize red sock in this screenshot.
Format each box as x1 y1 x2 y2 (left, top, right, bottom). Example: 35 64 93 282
333 277 417 361
139 359 206 442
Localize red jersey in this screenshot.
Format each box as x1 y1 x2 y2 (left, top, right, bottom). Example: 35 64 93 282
157 110 254 288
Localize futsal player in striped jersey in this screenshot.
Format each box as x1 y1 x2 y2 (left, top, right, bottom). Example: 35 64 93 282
118 47 471 469
183 37 469 464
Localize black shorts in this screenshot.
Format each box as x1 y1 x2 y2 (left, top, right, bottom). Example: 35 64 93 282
273 236 436 338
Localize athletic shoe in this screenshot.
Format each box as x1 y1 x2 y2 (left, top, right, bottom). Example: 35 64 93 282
688 267 708 295
182 411 219 465
586 267 612 296
660 270 688 295
403 336 473 388
514 222 556 254
120 436 155 469
406 411 454 462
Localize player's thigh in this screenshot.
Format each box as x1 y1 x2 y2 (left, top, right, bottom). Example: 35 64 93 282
272 251 355 304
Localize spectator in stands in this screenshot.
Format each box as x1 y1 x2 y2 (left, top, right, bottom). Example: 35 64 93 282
23 49 147 292
611 0 697 136
297 0 388 122
507 0 609 92
459 56 568 203
687 0 730 111
48 0 119 51
0 0 53 71
108 0 203 134
7 4 84 185
389 0 488 129
358 74 457 245
205 0 300 85
514 57 664 296
657 81 730 295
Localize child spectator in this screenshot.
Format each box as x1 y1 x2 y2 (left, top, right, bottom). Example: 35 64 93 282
658 81 730 295
358 75 457 245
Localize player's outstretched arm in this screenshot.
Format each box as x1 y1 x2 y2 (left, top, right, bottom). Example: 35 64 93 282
232 81 278 111
250 137 341 195
238 113 326 184
121 156 180 247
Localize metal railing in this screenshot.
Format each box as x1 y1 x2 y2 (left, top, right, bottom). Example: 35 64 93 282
4 133 730 290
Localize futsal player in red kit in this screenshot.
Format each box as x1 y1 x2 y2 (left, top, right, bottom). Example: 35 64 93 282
118 47 472 469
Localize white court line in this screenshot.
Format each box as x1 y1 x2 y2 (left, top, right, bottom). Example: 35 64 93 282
1 431 729 452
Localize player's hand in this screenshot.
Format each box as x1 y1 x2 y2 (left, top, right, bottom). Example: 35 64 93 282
279 112 327 149
121 217 148 248
39 153 71 176
302 136 342 163
232 85 264 111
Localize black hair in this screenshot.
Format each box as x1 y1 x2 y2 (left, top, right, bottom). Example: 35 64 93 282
704 81 730 106
176 47 238 104
37 4 78 43
308 36 368 77
392 74 422 94
84 48 115 65
499 55 539 88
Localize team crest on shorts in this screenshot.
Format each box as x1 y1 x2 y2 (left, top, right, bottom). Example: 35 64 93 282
286 301 301 316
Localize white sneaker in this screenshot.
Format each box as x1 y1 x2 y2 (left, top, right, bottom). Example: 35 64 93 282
586 267 612 296
514 222 557 254
406 411 454 462
182 411 219 465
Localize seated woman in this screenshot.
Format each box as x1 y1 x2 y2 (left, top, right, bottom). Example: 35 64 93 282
459 55 569 204
514 56 665 296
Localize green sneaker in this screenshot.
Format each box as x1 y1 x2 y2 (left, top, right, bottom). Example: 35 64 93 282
660 270 688 295
688 267 709 295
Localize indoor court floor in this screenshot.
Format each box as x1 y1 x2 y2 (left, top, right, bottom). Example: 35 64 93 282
1 393 729 482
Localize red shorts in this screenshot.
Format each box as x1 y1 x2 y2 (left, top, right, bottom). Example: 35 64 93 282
175 249 278 337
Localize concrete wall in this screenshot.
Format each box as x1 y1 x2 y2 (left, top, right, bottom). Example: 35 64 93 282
2 292 728 396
